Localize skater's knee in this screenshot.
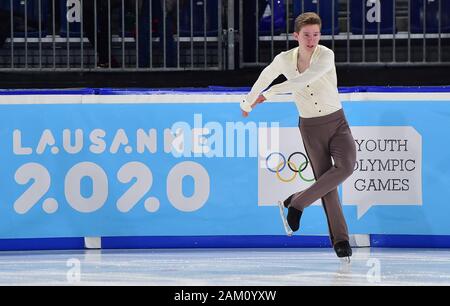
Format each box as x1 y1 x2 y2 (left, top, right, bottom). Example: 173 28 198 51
337 160 355 178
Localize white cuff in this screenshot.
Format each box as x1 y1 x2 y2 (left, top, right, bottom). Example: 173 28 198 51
240 100 253 112
261 91 272 100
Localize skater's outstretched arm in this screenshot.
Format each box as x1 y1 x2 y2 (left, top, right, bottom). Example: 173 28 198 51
241 94 266 117
240 55 282 116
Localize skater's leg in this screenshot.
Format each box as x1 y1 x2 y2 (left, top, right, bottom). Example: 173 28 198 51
321 188 349 245
289 123 356 211
285 118 354 242
288 123 333 209
283 127 333 232
289 119 355 253
288 162 349 243
326 122 354 247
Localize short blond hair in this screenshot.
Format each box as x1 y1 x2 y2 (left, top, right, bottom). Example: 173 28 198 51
294 12 322 33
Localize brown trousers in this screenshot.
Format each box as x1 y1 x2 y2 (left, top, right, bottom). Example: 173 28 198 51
290 109 356 245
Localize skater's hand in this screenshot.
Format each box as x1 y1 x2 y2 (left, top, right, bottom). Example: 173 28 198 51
254 94 266 104
240 95 266 117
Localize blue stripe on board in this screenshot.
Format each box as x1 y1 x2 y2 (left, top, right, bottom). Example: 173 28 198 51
0 237 85 251
0 89 95 95
101 235 332 249
1 235 450 251
370 235 450 248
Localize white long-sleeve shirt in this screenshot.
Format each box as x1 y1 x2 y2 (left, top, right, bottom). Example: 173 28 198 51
241 45 342 118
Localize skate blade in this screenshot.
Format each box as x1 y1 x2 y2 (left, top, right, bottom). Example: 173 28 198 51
277 201 293 237
340 257 351 264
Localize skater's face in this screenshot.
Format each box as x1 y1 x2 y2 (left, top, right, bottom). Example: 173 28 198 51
293 24 321 52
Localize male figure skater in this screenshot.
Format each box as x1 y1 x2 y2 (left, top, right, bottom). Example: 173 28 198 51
240 12 356 259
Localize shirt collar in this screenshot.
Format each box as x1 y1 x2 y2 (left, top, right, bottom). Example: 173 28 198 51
293 45 320 65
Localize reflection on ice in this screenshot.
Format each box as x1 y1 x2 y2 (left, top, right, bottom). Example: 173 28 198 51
0 248 449 286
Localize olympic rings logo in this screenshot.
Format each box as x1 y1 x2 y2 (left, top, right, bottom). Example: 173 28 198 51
265 152 315 183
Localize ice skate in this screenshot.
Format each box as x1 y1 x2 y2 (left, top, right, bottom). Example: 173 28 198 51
340 257 351 264
334 241 352 263
277 201 293 236
286 206 302 232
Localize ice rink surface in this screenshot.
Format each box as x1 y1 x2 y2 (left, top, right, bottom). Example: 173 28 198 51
0 248 449 286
